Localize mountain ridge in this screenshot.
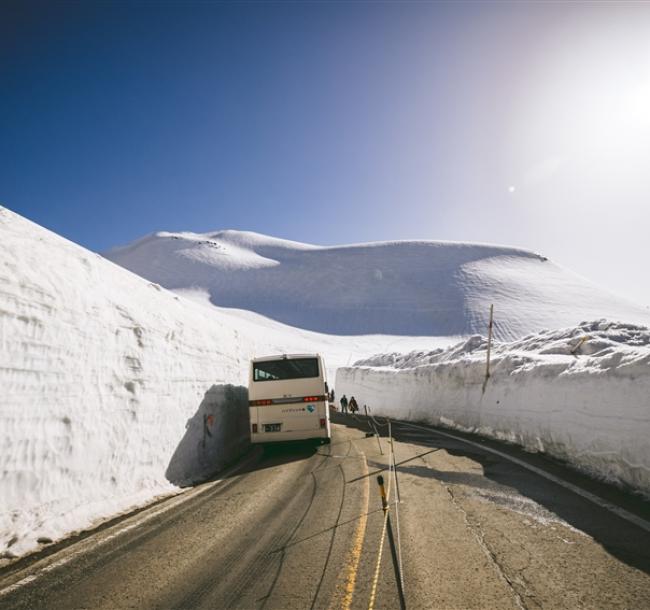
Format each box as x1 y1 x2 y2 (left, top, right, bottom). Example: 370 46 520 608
105 229 650 340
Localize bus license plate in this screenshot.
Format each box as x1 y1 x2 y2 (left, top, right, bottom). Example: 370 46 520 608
265 423 281 432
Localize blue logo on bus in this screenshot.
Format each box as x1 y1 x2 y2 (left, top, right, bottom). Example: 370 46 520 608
307 405 315 413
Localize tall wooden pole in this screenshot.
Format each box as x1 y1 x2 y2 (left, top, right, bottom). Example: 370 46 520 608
484 304 494 388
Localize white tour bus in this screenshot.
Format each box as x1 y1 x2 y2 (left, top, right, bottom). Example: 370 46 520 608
248 353 331 444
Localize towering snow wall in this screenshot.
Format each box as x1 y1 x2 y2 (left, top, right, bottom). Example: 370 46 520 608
336 321 650 496
0 208 260 559
106 229 650 340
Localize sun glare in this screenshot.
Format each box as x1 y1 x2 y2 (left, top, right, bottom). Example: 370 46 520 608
509 9 650 199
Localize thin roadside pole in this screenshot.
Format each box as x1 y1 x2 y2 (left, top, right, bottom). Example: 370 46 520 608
388 419 401 503
388 419 404 599
482 304 494 394
368 480 390 610
393 489 405 605
486 303 494 379
373 420 384 455
366 405 384 455
375 476 407 610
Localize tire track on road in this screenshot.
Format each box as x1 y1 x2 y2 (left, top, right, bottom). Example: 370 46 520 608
309 443 351 610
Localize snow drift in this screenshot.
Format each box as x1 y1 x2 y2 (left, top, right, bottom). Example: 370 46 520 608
336 320 650 495
105 229 650 340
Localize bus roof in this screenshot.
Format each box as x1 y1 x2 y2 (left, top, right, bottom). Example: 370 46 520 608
251 353 321 363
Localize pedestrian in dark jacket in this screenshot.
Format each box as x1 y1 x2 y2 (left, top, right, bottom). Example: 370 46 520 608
340 394 348 414
349 396 359 414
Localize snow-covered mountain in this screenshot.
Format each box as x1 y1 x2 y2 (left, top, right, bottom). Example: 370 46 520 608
105 229 650 340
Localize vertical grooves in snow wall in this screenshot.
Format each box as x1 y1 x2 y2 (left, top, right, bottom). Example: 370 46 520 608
0 208 251 559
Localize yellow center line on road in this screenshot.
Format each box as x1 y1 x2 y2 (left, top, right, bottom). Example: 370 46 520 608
330 444 370 610
367 510 389 610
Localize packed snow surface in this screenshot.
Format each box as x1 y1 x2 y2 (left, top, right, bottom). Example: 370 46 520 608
105 229 650 340
337 320 650 495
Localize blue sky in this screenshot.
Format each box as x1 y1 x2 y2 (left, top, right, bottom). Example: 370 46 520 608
2 1 650 305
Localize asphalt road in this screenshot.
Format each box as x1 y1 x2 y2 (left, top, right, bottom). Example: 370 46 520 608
1 415 649 609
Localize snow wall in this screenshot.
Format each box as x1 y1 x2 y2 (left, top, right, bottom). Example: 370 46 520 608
336 323 650 496
0 209 253 559
0 208 446 560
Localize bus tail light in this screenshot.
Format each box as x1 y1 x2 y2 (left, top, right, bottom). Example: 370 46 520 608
320 418 326 429
250 399 273 406
252 424 258 433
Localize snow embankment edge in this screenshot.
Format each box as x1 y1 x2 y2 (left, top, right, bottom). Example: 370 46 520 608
336 349 650 497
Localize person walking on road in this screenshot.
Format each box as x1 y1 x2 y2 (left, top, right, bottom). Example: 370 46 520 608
349 396 359 414
340 394 348 414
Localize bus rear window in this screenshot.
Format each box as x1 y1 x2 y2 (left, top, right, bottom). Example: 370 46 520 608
253 358 319 381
